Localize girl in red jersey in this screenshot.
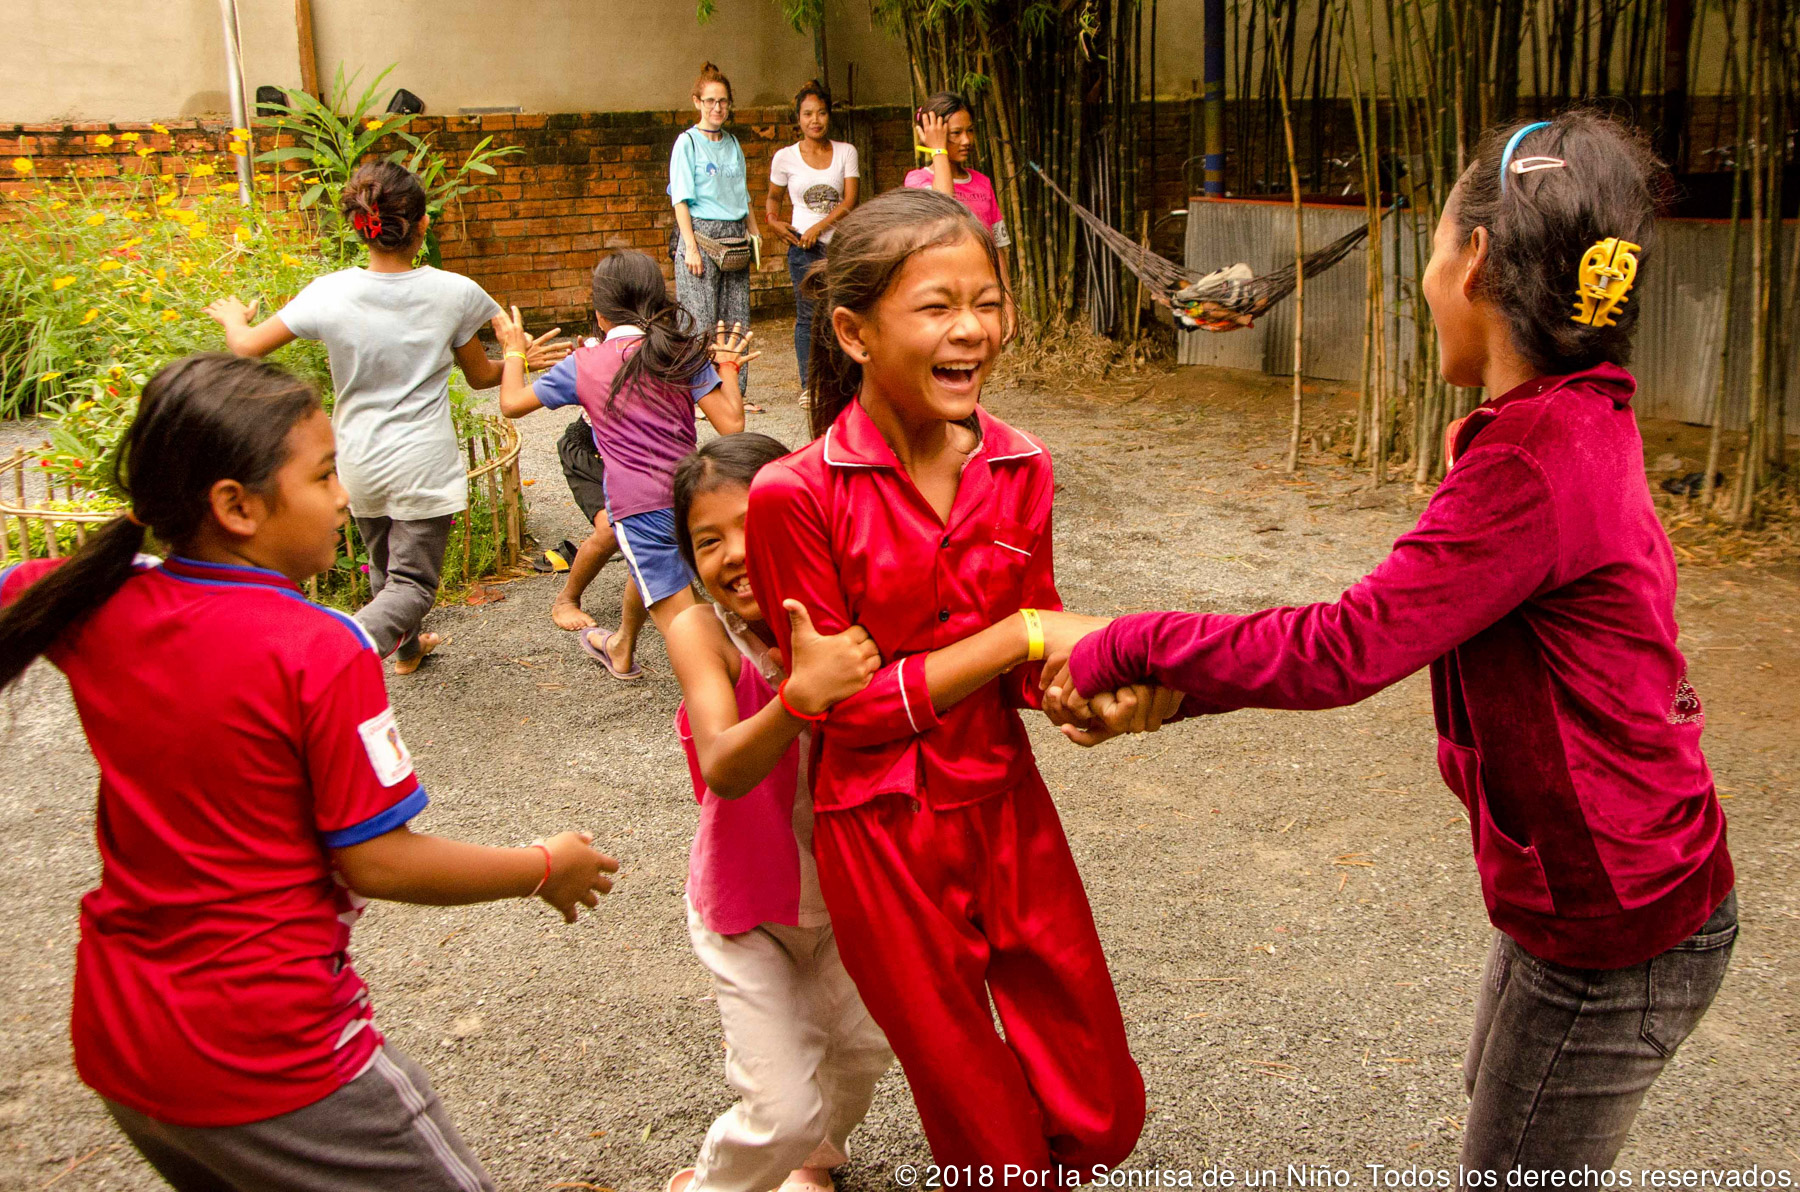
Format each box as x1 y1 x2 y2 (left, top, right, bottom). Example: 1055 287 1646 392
741 188 1179 1182
0 354 616 1192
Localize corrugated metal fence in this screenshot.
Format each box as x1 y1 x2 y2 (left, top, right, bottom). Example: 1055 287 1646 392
1179 199 1799 435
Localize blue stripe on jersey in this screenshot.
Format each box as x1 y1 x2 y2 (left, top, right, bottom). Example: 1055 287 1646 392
320 784 429 849
160 565 376 654
0 562 17 598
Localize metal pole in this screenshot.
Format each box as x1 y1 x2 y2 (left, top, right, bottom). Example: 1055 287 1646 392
219 0 254 206
1203 0 1226 196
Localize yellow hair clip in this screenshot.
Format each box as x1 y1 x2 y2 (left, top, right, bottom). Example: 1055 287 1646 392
1572 237 1640 328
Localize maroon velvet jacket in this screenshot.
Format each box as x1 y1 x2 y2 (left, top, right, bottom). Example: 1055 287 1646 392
1072 364 1732 969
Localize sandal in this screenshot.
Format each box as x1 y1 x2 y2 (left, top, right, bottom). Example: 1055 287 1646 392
665 1169 697 1192
580 627 643 681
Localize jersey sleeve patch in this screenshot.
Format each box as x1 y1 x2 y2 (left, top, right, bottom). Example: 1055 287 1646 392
356 706 415 787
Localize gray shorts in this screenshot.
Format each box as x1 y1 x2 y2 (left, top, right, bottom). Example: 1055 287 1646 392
103 1045 495 1192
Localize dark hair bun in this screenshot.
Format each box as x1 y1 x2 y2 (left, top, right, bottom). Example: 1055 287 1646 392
1455 110 1664 374
340 161 428 252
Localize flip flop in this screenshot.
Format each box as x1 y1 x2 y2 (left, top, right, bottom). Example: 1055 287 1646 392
580 627 644 681
665 1169 696 1192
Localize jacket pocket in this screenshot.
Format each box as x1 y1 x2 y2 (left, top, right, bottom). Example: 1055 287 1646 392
1441 739 1558 917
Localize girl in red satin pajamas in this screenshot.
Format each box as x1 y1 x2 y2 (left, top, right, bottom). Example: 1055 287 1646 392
743 188 1149 1182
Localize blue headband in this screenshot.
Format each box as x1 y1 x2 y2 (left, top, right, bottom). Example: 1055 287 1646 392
1499 121 1552 194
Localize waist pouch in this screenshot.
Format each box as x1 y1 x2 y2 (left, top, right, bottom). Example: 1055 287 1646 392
696 232 754 272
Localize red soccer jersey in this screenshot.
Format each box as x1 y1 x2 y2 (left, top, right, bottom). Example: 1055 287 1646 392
744 400 1061 812
0 555 427 1126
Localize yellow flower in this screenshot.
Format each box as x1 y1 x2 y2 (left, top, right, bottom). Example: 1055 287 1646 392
76 400 95 411
281 253 302 266
95 134 114 147
178 261 197 277
49 199 67 211
121 237 143 249
124 210 148 221
365 118 383 131
135 147 154 158
39 371 62 383
156 193 174 206
216 182 236 193
151 123 168 134
185 222 209 238
108 365 125 379
161 309 180 322
119 132 140 143
51 276 76 291
169 208 197 223
97 260 121 272
229 127 250 140
80 308 99 325
84 213 106 226
11 157 32 174
192 163 217 177
139 289 154 304
228 143 246 156
153 267 166 281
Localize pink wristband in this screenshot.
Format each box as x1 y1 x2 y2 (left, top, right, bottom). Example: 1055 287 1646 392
528 843 552 897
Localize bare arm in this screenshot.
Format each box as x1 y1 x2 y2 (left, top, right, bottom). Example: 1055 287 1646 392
203 297 297 358
331 826 617 923
490 306 550 418
799 176 859 249
674 201 704 276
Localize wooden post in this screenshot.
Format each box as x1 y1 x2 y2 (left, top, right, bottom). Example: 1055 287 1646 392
501 451 523 569
295 0 320 99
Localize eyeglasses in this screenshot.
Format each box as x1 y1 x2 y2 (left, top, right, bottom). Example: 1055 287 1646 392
698 98 731 108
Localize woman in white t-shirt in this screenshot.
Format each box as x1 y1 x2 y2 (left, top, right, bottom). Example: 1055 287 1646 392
205 162 565 673
764 80 859 392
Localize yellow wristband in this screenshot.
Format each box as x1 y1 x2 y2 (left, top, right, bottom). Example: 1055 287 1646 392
914 143 948 157
1020 607 1044 663
504 350 528 366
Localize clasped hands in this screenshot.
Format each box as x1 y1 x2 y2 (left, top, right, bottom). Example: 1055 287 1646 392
1034 612 1184 748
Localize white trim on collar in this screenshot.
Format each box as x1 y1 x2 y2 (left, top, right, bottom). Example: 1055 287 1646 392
821 424 882 469
604 325 646 341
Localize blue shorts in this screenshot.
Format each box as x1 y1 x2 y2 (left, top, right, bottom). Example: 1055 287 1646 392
613 507 695 606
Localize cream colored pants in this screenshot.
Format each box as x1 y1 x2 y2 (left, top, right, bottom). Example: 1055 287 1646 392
687 902 893 1192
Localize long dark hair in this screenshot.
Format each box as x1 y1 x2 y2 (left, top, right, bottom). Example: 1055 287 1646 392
340 161 428 253
0 354 320 691
802 188 1005 439
1453 110 1663 374
591 250 709 417
671 432 790 576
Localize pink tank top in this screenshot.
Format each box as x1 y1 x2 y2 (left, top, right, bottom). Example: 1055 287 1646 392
675 607 829 936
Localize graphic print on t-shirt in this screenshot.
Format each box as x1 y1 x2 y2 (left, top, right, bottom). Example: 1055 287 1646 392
802 183 841 215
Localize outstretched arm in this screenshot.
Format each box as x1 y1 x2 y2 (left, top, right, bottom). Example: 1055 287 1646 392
204 297 297 358
333 827 615 923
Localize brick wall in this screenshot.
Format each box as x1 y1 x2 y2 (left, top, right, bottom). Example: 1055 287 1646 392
4 102 1200 327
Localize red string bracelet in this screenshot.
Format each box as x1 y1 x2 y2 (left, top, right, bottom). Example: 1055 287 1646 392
528 843 552 897
778 679 827 722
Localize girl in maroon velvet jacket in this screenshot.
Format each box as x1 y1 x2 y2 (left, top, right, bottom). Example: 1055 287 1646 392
1045 112 1737 1177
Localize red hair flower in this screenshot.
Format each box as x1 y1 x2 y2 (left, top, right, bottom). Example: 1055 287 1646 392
352 208 383 240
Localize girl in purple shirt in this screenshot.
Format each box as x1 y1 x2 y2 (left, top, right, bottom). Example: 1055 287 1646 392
496 251 756 678
1046 112 1736 1178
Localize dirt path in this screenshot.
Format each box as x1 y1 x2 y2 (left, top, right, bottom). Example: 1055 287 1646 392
2 331 1795 1190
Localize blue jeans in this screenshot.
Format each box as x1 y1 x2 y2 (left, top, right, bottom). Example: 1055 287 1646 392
788 243 828 388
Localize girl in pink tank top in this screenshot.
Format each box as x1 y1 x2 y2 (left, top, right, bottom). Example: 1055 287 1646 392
662 433 892 1192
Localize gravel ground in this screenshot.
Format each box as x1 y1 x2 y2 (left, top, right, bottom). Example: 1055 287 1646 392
2 329 1795 1190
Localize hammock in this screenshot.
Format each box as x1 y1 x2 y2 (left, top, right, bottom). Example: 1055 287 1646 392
1027 162 1372 333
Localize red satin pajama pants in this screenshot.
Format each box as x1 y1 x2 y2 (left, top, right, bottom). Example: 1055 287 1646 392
813 772 1144 1182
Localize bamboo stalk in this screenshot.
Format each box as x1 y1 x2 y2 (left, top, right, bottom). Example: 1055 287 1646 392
1264 0 1306 473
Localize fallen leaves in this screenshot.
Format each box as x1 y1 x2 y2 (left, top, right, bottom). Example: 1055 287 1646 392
466 583 508 605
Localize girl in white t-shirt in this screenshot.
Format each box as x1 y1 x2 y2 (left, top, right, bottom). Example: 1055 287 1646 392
765 81 859 390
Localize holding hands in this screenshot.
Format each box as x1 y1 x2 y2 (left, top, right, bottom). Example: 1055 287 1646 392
1034 612 1185 748
490 304 571 370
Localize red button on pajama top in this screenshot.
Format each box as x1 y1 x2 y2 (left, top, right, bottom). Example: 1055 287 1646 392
0 555 428 1127
745 400 1144 1180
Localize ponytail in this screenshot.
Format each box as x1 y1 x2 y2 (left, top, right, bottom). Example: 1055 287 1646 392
589 250 708 416
0 353 320 692
803 188 1005 440
0 517 145 690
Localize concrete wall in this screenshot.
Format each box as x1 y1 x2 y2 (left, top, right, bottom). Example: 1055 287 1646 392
0 0 939 124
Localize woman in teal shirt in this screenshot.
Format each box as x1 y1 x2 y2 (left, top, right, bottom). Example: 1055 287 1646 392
670 62 760 397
